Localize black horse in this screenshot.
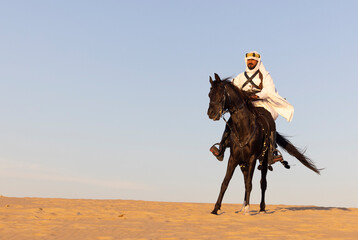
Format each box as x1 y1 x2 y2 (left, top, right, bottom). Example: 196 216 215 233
207 73 320 215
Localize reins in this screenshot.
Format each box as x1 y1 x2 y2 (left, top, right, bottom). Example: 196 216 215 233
222 84 258 149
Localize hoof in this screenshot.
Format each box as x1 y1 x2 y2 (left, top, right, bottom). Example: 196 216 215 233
268 165 273 171
216 155 224 162
243 205 250 215
282 161 290 169
211 206 220 215
211 210 218 215
210 145 224 161
259 210 266 214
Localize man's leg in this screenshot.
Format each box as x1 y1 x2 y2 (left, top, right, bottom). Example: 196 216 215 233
255 108 283 165
210 118 231 161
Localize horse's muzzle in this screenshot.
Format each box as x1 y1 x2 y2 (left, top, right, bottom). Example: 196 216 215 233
207 107 221 121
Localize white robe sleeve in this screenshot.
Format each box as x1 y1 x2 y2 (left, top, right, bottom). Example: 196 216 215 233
256 73 275 99
232 73 243 89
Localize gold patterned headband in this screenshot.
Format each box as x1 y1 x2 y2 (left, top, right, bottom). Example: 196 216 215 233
245 52 261 58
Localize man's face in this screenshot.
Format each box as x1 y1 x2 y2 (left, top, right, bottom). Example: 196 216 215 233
247 59 258 70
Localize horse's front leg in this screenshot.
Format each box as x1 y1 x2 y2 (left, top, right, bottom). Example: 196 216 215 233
211 155 237 215
241 155 257 215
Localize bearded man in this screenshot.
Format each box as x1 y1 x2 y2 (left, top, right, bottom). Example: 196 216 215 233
210 51 294 167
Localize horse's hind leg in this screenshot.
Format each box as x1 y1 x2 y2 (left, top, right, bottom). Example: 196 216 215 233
211 156 237 215
259 154 268 213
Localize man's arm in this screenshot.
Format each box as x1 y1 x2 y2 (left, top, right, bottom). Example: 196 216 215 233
256 73 276 99
232 73 243 89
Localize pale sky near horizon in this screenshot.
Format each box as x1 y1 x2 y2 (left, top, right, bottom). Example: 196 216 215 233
1 0 358 208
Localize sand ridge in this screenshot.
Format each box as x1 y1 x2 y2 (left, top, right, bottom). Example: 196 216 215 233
0 196 357 239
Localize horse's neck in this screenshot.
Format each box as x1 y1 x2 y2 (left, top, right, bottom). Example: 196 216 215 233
231 108 254 131
227 87 255 134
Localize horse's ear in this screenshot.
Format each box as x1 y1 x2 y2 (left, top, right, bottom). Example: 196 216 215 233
209 76 213 84
214 73 221 82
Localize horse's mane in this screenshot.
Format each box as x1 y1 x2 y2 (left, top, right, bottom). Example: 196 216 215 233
221 79 257 113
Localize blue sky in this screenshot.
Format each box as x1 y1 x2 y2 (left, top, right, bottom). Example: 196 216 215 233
0 0 357 208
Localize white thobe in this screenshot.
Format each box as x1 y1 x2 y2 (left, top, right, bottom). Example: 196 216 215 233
232 71 294 122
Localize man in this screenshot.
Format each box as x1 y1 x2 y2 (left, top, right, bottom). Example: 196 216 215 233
210 51 294 166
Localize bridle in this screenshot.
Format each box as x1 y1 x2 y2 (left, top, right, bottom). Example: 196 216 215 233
212 83 258 149
210 84 245 116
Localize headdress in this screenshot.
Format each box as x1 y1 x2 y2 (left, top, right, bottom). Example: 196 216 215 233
244 51 269 77
245 51 261 73
245 52 261 61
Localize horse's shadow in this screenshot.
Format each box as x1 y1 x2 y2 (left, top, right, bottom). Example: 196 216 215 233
211 206 350 216
227 206 351 216
272 206 351 213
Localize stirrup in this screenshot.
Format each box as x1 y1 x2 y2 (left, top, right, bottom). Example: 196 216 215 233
272 149 290 169
272 149 283 163
210 143 224 161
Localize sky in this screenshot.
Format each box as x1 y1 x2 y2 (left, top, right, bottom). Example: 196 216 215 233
0 0 358 208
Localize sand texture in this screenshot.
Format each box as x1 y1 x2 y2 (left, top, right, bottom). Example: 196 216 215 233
0 196 357 240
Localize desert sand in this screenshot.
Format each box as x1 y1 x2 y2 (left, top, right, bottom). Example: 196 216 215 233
0 196 357 240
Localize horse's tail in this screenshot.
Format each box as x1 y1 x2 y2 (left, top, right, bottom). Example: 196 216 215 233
276 132 321 175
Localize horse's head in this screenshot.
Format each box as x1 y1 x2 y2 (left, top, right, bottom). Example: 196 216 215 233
207 73 228 121
208 73 250 121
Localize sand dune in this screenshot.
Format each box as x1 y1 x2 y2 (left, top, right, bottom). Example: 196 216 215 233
0 196 357 239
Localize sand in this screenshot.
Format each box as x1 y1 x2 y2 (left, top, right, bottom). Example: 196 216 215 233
0 196 357 240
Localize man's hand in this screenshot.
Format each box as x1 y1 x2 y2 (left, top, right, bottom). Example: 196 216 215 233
249 95 259 100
